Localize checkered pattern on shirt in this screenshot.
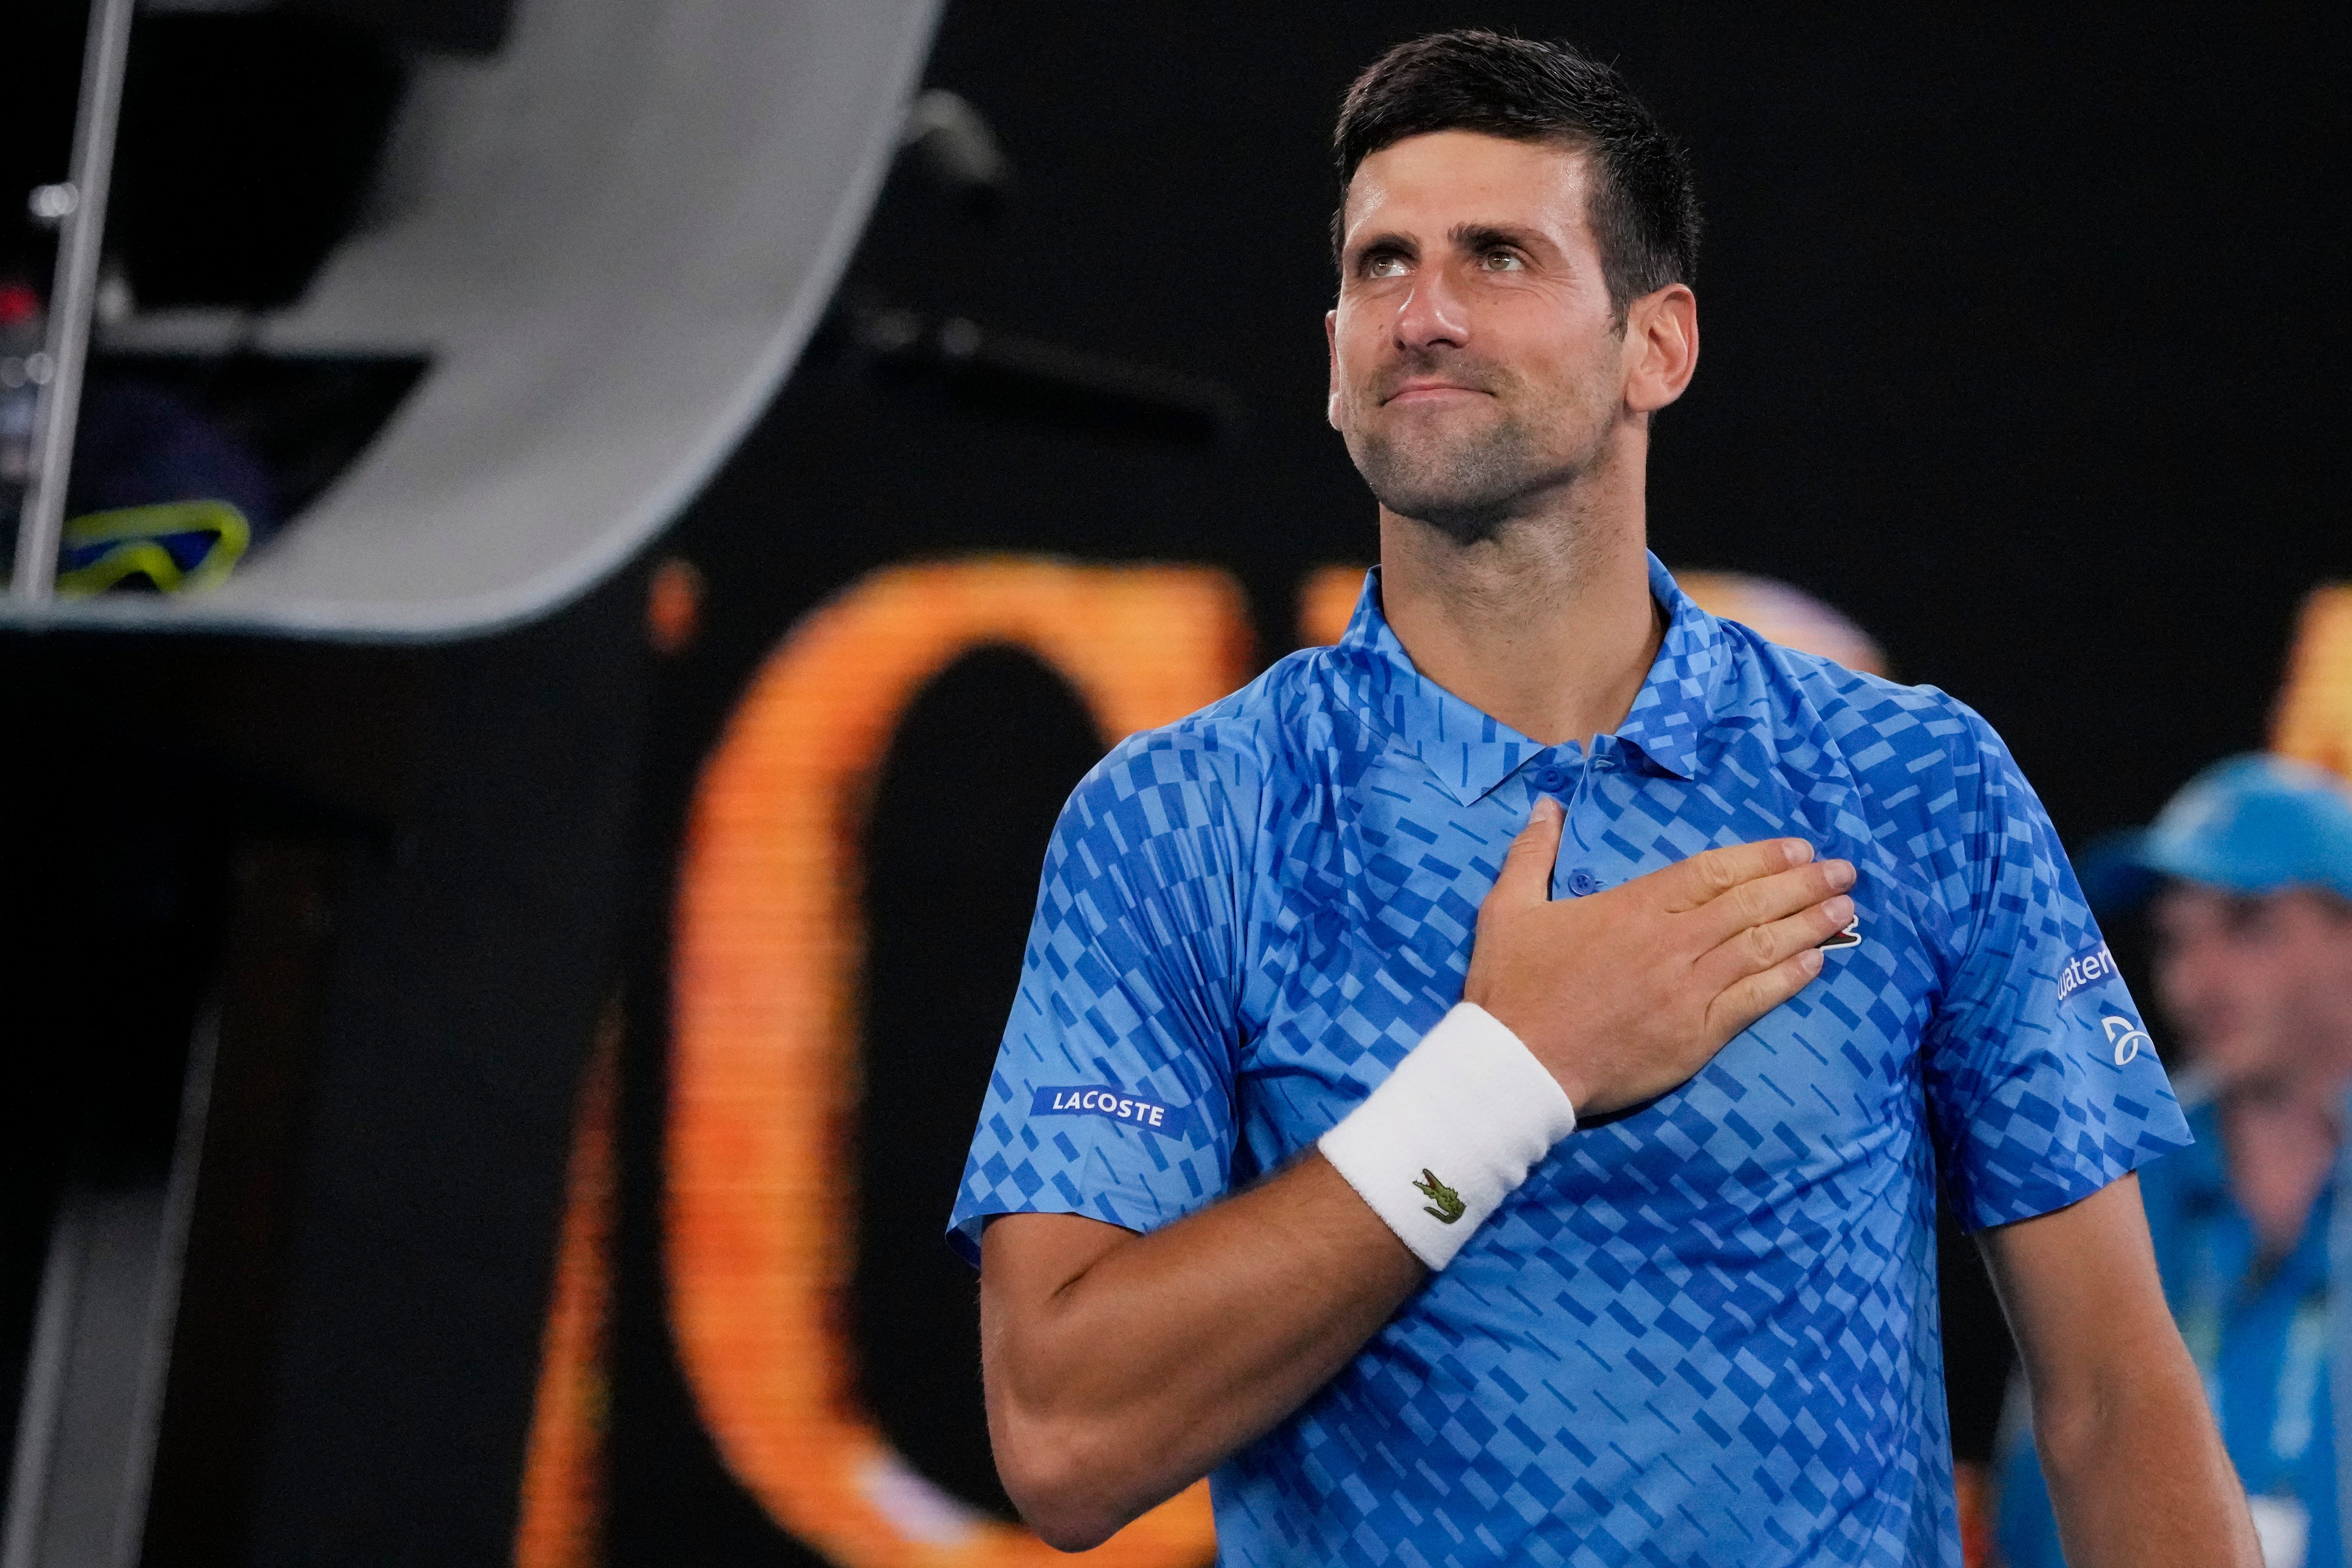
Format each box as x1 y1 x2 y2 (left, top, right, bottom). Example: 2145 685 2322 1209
950 555 2191 1567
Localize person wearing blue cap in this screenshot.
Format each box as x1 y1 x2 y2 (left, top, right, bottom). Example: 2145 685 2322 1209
1999 754 2352 1568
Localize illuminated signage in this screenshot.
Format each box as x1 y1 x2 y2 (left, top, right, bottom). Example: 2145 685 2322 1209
665 560 1244 1565
2274 584 2352 779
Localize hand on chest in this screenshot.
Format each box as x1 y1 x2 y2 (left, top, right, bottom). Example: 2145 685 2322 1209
1252 761 1930 1199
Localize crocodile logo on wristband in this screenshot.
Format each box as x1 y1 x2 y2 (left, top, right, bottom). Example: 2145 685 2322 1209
1413 1169 1466 1224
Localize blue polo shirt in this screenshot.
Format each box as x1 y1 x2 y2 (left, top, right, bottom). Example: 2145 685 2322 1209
950 556 2192 1567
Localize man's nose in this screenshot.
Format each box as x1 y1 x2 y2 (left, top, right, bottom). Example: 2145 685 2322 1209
1392 265 1470 351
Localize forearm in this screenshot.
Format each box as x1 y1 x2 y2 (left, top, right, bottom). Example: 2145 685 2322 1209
1981 1180 2263 1568
980 1152 1422 1548
2030 1341 2259 1568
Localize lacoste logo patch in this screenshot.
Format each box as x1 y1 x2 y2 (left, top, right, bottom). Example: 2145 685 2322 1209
1413 1168 1465 1225
1030 1085 1192 1139
1819 915 1862 951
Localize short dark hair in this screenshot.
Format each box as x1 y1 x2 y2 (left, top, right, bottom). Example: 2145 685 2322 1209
1332 31 1700 318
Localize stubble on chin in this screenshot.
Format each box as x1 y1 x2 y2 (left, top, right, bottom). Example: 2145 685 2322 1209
1351 408 1571 548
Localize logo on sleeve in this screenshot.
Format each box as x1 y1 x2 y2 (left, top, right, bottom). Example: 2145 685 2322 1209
1413 1169 1465 1224
2102 1015 2152 1066
2056 943 2120 1004
1031 1085 1191 1139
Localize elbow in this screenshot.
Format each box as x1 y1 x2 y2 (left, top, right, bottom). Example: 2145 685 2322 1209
2028 1341 2209 1483
1017 1501 1125 1556
992 1411 1149 1552
2024 1369 2131 1486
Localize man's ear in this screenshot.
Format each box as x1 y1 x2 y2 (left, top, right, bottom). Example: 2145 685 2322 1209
1624 284 1698 414
1325 308 1343 430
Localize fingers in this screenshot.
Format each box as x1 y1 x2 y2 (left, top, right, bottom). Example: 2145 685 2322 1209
1688 857 1857 950
1653 838 1815 913
1705 945 1827 1044
1695 892 1855 993
1481 797 1565 915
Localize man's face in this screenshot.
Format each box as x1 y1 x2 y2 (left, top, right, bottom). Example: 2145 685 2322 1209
1324 130 1685 543
2150 882 2352 1096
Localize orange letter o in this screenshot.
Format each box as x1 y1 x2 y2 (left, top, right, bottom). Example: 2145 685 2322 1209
669 559 1245 1566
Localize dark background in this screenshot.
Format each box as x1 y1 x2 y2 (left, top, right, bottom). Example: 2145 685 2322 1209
0 3 2341 1563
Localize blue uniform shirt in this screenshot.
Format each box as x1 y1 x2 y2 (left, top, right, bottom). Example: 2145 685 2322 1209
1997 1091 2338 1568
950 557 2193 1567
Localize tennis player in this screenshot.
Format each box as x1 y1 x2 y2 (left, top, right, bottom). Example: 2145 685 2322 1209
950 31 2257 1567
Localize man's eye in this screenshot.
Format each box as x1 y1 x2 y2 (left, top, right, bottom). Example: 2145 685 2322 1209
1480 249 1525 271
1364 254 1409 279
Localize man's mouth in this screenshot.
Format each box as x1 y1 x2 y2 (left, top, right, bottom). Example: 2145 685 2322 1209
1381 379 1489 406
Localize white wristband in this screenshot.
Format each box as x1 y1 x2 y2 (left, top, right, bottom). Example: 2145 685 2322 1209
1317 1002 1578 1270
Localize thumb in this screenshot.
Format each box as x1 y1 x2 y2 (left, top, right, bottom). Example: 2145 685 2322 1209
1486 797 1565 912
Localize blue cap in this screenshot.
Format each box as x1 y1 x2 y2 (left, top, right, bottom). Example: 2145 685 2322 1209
2078 753 2352 911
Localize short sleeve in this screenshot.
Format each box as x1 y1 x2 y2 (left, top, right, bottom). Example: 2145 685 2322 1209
945 728 1257 1265
1922 708 2193 1232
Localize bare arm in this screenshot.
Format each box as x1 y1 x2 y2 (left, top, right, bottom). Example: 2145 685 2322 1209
1977 1174 2262 1568
981 1159 1418 1549
981 799 1856 1547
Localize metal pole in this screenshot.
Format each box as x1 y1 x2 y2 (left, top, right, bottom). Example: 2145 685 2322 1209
0 1206 85 1567
11 0 137 603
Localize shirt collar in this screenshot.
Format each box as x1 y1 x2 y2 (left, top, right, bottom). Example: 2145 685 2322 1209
1329 553 1729 806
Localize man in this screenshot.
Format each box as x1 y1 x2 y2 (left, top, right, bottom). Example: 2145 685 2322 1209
1999 755 2352 1568
949 31 2255 1566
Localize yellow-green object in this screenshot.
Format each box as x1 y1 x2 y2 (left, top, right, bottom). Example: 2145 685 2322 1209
56 500 251 596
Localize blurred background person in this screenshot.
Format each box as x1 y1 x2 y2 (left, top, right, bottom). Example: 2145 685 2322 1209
1998 754 2352 1568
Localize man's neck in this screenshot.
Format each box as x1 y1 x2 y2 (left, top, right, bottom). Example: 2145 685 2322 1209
1375 459 1662 750
2221 1084 2346 1259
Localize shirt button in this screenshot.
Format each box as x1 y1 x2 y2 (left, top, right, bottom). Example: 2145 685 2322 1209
1535 767 1567 790
1567 868 1601 896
